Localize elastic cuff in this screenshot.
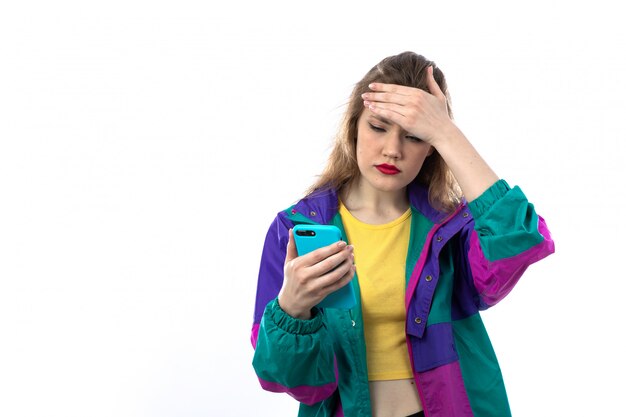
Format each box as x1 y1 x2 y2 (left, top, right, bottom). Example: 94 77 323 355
468 179 511 218
267 298 323 335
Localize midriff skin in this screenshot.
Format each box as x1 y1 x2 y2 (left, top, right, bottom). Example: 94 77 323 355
369 379 423 417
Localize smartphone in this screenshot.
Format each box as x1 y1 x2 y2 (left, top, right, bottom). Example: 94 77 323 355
292 224 357 309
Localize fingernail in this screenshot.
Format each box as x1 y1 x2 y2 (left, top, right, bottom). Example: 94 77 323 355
368 83 376 89
338 241 347 248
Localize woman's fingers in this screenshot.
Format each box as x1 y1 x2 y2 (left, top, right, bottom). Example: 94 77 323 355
281 238 354 316
367 67 444 99
362 84 430 124
364 70 445 109
296 239 349 268
317 259 356 293
285 229 298 263
362 71 451 145
303 244 353 276
362 90 412 106
364 101 407 124
368 82 413 95
426 66 446 99
290 245 354 289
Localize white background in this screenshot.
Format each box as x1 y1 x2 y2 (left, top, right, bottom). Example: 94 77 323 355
1 1 624 416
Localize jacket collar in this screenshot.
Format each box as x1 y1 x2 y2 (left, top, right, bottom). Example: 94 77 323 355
289 181 466 226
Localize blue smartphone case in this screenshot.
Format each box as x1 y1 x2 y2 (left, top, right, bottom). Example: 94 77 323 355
292 224 357 309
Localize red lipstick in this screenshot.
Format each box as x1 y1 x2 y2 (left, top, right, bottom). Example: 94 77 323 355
375 164 401 175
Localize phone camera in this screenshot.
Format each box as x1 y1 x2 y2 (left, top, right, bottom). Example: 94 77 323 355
295 229 316 237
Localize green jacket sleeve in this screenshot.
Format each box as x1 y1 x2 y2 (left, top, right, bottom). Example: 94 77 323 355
464 179 555 307
252 298 338 405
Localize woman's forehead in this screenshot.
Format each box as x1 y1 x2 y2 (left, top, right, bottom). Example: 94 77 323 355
360 109 392 126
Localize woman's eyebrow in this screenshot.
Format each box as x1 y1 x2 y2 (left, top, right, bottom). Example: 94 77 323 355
371 115 392 125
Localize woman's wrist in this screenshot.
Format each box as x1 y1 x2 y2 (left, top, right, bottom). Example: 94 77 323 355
277 296 312 320
430 124 499 202
428 120 463 149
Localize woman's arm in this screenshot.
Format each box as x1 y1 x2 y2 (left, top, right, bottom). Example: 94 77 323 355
252 298 338 405
251 215 343 405
426 122 499 203
459 180 555 308
363 71 554 305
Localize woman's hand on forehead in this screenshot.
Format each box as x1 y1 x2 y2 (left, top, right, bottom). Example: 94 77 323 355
360 66 454 146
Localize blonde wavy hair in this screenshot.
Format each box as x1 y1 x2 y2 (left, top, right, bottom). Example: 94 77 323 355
306 51 462 213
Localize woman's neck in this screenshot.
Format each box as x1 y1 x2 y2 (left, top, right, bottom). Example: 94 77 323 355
340 182 409 225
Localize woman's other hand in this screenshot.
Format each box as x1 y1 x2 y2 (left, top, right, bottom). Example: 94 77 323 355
278 229 355 320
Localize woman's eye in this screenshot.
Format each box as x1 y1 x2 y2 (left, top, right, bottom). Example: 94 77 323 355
369 123 385 132
406 136 423 142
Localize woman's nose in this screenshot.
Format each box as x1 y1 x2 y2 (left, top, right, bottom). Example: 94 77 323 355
382 136 402 159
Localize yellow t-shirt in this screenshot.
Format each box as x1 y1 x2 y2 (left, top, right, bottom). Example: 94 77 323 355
339 202 413 381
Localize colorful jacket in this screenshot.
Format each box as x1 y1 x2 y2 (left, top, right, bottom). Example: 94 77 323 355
251 179 555 417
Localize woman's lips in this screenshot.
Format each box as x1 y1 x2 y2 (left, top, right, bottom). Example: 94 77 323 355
375 164 401 175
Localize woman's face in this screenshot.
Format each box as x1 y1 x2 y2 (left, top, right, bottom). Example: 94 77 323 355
354 108 433 195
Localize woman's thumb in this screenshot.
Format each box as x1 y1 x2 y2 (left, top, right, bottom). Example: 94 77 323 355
285 228 298 262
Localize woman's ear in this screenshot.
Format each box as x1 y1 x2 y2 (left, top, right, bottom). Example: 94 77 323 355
427 146 434 157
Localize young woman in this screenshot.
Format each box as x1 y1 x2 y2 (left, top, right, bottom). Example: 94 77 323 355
250 51 555 417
